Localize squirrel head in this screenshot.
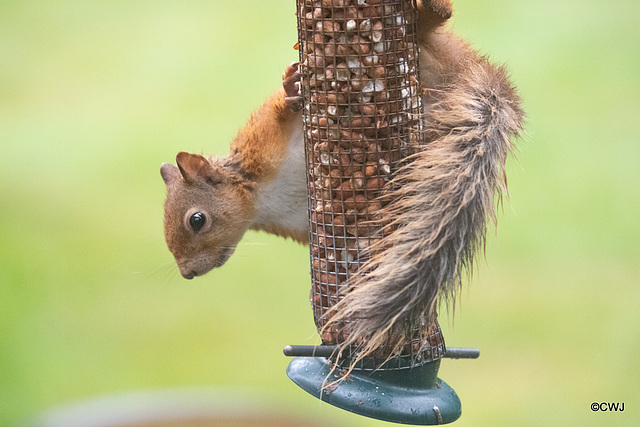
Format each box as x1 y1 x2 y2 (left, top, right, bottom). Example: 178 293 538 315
161 152 255 279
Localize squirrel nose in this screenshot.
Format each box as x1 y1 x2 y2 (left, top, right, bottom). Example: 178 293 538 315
181 270 197 280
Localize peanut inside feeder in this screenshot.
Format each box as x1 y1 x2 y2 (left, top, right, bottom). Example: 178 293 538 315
298 0 442 367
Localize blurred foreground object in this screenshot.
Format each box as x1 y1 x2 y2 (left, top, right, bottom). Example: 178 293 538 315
29 387 320 427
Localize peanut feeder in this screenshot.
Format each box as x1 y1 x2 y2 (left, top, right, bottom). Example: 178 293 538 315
301 0 444 365
301 0 426 353
285 1 477 424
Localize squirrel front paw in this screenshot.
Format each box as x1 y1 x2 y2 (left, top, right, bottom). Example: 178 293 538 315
283 61 303 112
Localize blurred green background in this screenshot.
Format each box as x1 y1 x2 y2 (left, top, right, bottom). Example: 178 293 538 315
1 0 639 425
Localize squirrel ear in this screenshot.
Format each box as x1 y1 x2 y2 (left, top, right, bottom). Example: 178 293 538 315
175 152 220 185
161 162 181 185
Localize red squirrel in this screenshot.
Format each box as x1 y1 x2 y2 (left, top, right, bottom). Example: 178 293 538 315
161 0 523 355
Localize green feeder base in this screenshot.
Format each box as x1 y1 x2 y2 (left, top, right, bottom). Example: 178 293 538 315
286 357 461 425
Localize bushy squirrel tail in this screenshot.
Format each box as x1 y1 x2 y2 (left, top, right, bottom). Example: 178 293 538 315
324 55 524 367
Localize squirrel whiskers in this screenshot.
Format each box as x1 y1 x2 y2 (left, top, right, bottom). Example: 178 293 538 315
322 55 524 366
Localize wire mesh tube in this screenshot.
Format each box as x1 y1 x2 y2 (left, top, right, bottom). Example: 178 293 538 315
297 0 444 368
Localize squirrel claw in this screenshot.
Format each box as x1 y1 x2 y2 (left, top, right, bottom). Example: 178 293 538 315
283 61 302 112
283 62 301 95
285 95 303 112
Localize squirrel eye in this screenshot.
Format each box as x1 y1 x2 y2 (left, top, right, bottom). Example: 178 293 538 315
189 212 206 232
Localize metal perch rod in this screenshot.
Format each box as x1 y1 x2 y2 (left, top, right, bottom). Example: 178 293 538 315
284 345 479 359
